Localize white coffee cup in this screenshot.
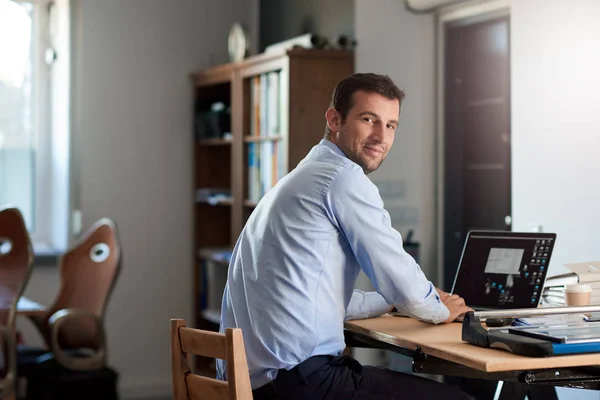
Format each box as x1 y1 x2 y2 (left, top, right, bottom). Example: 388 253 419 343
565 283 592 306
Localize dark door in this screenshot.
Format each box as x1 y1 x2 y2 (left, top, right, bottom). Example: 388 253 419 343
444 16 511 291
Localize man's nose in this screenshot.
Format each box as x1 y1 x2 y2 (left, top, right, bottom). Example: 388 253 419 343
370 124 385 143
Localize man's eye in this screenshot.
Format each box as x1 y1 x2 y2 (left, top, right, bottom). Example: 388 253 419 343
363 117 374 123
387 124 397 130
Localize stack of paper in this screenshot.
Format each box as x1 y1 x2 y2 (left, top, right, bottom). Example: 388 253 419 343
542 273 576 306
542 262 600 306
566 262 600 304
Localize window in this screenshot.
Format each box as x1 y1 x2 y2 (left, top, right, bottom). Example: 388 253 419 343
0 0 71 255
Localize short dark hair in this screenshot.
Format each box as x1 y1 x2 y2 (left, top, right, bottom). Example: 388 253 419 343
324 73 406 139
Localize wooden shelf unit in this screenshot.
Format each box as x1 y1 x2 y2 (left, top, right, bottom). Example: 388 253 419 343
192 48 354 334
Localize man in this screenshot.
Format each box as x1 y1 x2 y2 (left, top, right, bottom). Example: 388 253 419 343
217 73 472 399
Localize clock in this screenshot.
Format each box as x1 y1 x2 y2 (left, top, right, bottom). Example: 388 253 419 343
228 22 249 62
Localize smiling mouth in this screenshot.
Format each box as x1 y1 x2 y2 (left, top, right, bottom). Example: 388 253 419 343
364 146 383 156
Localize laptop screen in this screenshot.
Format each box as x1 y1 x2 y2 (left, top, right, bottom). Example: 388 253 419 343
451 231 557 309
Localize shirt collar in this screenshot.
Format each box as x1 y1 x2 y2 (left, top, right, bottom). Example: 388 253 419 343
319 139 347 159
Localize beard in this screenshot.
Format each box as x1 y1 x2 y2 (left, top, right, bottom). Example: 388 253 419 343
335 126 388 174
344 147 385 174
361 155 385 175
364 155 386 175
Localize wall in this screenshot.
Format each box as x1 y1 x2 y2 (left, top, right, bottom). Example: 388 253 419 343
355 0 438 282
511 0 600 276
260 0 354 51
19 0 258 398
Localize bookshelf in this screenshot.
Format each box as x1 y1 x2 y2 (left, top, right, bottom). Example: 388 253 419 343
191 49 354 339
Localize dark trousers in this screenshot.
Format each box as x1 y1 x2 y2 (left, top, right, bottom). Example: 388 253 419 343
252 355 472 400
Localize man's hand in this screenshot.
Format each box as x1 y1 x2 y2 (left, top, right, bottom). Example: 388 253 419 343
439 291 473 324
435 287 450 302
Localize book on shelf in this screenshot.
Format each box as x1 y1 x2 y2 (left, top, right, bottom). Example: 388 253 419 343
198 257 229 324
247 71 286 203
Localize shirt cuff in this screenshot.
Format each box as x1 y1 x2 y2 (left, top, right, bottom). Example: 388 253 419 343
345 290 392 321
396 284 450 324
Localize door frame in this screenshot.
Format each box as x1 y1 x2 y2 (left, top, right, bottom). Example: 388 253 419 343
435 0 511 287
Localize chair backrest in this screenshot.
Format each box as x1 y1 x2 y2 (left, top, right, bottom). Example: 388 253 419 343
0 207 34 328
170 319 252 400
0 206 34 397
44 218 121 351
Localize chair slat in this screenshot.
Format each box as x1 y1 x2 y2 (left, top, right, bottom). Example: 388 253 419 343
186 374 229 400
226 329 253 400
179 327 227 360
171 319 189 400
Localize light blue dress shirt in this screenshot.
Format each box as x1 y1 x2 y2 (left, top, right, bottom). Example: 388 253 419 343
217 139 449 389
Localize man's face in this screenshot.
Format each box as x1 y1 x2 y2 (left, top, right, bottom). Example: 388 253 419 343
326 90 399 174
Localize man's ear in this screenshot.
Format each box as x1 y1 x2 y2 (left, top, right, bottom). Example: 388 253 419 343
325 107 341 134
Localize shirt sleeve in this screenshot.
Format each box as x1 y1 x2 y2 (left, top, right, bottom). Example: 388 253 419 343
328 165 450 324
345 289 392 321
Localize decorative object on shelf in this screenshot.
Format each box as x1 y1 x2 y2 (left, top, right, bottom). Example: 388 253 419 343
228 22 249 62
336 35 357 50
195 188 232 206
195 101 231 140
265 33 330 53
265 33 357 54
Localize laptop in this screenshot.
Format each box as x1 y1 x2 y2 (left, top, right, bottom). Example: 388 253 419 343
451 230 557 311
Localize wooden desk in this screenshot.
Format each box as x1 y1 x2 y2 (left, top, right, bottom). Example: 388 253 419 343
345 315 600 392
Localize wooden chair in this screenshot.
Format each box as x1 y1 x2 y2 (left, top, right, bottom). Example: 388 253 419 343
170 319 252 400
0 207 34 399
19 218 121 400
28 217 122 371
